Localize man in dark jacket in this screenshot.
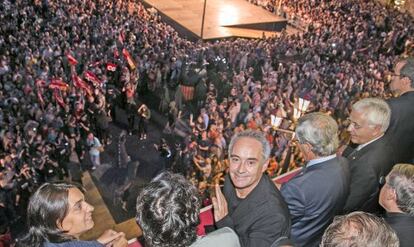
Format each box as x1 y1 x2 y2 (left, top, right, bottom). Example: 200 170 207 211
386 57 414 163
343 98 396 214
212 130 291 247
379 163 414 247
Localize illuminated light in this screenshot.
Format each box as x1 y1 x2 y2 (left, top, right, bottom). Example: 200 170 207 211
271 115 283 128
218 5 239 25
293 97 310 120
394 0 406 9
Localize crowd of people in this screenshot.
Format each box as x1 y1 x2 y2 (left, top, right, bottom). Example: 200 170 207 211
0 0 414 246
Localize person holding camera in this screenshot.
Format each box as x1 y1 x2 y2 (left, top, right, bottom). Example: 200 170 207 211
137 104 151 141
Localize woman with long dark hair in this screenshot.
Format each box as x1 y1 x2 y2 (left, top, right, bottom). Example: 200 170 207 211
17 182 127 247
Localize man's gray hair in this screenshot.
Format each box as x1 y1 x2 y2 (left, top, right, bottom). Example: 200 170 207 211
399 57 414 88
387 163 414 216
352 98 391 132
295 112 339 157
320 211 399 247
228 130 270 163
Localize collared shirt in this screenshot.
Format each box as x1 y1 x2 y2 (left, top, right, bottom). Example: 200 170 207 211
357 134 384 151
306 154 337 168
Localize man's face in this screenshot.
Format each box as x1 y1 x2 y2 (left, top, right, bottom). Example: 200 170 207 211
87 133 93 140
390 61 408 95
229 137 268 198
59 188 95 237
347 109 381 144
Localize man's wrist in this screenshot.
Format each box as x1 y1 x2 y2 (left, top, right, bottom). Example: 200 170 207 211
216 214 234 229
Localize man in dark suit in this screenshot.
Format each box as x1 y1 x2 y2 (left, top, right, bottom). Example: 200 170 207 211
386 57 414 163
343 98 396 214
379 163 414 247
280 113 350 247
212 130 291 247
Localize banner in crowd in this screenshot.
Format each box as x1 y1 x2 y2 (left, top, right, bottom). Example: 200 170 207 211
122 48 136 70
180 84 194 101
49 79 69 91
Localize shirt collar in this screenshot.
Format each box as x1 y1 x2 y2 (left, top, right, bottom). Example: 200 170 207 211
357 134 384 151
307 154 337 168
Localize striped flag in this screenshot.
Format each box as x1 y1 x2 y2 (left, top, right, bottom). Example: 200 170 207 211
49 79 69 91
122 48 136 70
180 85 195 101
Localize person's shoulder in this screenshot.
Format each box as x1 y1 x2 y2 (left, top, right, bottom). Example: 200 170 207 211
388 92 414 105
190 227 240 247
44 241 103 247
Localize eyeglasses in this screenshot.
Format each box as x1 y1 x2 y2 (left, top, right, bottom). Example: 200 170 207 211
389 72 406 79
346 118 377 130
347 118 363 130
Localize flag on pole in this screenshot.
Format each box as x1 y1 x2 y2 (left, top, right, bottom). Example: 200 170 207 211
72 75 93 95
122 48 136 70
53 89 66 108
66 53 78 66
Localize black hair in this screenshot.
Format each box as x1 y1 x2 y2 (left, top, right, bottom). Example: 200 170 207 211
17 182 83 247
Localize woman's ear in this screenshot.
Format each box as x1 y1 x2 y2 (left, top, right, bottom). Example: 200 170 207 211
56 219 64 231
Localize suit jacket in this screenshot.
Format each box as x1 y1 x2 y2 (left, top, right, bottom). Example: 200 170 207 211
343 136 396 213
384 212 414 247
280 156 350 247
386 91 414 163
216 174 291 247
191 227 240 247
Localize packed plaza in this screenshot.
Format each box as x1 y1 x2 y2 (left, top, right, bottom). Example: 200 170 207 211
0 0 413 246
